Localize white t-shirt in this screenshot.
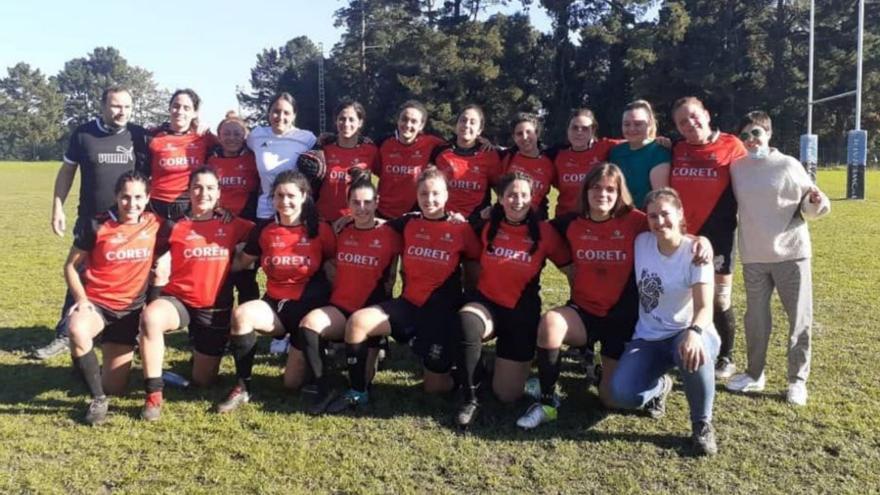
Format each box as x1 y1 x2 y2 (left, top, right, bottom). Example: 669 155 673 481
247 126 317 219
633 233 715 341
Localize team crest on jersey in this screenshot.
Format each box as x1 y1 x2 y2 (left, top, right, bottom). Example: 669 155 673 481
707 153 717 160
415 228 430 241
215 228 227 238
297 236 310 245
440 232 454 243
186 231 203 241
186 143 200 150
109 232 127 245
580 229 598 241
413 150 423 158
611 230 625 240
138 231 152 240
370 238 382 248
164 142 176 151
389 152 402 159
270 236 286 248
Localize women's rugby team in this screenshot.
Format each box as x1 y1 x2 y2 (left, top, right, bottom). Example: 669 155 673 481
63 88 830 456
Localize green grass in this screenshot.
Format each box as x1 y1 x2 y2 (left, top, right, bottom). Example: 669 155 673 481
0 162 878 493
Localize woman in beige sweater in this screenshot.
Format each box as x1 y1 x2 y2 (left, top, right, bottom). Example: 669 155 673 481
728 111 830 406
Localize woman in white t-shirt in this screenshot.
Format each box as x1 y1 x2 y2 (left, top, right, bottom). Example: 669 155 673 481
610 187 721 456
247 92 318 221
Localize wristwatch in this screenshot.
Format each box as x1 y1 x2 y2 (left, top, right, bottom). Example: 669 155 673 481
687 324 703 335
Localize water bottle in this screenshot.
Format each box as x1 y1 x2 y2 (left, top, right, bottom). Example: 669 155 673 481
162 370 190 389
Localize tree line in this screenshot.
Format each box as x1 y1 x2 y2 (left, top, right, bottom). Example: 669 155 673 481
1 0 877 163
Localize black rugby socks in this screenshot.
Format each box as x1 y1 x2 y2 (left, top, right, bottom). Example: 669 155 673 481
345 341 369 393
715 307 736 361
74 349 104 399
457 311 485 402
230 332 257 391
299 327 327 392
537 347 561 406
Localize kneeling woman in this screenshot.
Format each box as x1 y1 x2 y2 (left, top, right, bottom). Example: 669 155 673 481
67 171 161 425
454 172 570 427
329 167 481 412
296 168 401 413
610 188 721 456
138 166 254 421
217 170 336 413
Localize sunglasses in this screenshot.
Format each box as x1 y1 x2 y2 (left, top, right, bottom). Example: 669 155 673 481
739 128 766 141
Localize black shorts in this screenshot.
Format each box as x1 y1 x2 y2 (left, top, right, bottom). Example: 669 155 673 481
265 277 331 340
568 290 638 361
150 197 189 221
160 295 231 357
376 296 458 373
94 304 141 347
699 223 736 276
469 292 540 362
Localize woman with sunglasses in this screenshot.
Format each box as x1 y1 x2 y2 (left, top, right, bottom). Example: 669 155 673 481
726 111 830 406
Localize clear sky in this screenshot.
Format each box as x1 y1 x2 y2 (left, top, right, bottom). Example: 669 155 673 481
0 0 551 128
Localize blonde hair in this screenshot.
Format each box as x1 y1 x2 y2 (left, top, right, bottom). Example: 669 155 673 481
623 99 657 139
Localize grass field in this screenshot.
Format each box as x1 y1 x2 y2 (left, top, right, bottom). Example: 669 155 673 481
0 162 878 494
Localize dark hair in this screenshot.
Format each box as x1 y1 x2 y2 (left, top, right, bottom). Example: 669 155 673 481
568 108 598 132
271 170 320 238
170 88 201 110
486 172 541 255
347 167 376 200
738 110 772 134
101 86 131 105
510 112 542 135
188 164 219 188
579 162 634 219
269 92 298 115
457 104 485 133
114 170 150 195
398 100 428 125
644 187 687 234
335 98 366 122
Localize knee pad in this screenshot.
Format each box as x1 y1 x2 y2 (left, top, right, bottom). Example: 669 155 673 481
423 343 452 374
714 282 732 312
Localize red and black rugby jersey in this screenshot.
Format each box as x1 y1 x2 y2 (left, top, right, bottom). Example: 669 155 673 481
552 139 620 217
160 215 254 308
329 223 402 313
388 214 481 307
317 141 379 221
74 211 161 311
552 209 647 317
207 149 259 217
374 134 446 219
432 144 503 218
244 221 336 301
669 133 746 234
477 220 570 309
502 150 556 212
147 127 217 202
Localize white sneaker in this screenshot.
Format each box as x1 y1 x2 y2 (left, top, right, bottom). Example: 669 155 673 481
516 402 557 430
787 382 808 406
726 372 766 393
269 337 289 355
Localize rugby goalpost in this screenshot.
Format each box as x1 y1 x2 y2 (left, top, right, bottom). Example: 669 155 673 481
800 0 868 198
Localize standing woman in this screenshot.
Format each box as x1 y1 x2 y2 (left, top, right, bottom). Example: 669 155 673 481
669 96 746 379
147 89 216 220
138 166 254 421
611 188 721 456
297 168 401 413
608 100 671 208
248 92 318 222
327 167 481 412
454 172 570 427
66 171 160 424
516 163 645 429
216 171 336 413
432 104 503 222
374 100 446 219
207 111 260 303
551 108 622 217
315 99 379 222
502 113 556 219
726 111 830 405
